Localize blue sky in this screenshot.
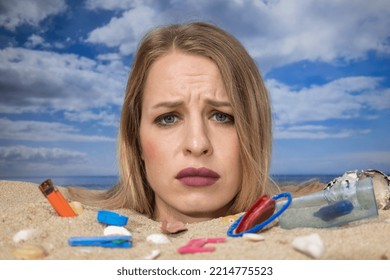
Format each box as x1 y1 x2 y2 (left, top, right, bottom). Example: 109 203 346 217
0 0 389 178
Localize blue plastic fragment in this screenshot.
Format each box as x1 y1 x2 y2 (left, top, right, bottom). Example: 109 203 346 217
68 235 132 248
313 200 354 221
97 210 128 226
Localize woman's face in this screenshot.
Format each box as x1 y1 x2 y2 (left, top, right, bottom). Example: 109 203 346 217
139 51 242 223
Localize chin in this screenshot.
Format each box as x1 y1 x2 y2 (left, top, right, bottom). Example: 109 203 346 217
179 205 230 220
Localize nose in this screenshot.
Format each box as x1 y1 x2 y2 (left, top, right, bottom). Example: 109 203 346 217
183 117 213 157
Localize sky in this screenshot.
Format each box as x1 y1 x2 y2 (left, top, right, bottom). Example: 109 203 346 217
0 0 389 179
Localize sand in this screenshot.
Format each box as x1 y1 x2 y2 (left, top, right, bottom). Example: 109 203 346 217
1 180 389 260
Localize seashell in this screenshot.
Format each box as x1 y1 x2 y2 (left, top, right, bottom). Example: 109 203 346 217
242 233 265 242
370 172 390 210
13 229 40 243
146 233 171 244
144 249 161 260
160 220 187 234
346 170 390 210
292 233 325 259
13 244 48 260
103 226 132 236
69 201 84 215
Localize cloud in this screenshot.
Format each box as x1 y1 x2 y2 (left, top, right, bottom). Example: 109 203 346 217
0 0 67 31
318 150 390 173
274 125 370 140
269 76 389 139
0 145 107 177
0 47 127 114
64 110 119 127
0 145 86 163
0 118 116 142
83 0 390 71
269 76 388 123
242 0 390 71
96 52 122 61
85 0 145 11
272 150 390 175
24 34 50 48
86 4 160 55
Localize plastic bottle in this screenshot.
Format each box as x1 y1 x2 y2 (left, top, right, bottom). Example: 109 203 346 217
276 177 378 229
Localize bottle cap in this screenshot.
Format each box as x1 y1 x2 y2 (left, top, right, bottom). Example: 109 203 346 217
97 210 128 226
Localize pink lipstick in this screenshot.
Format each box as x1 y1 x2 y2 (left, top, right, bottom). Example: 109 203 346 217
175 167 220 187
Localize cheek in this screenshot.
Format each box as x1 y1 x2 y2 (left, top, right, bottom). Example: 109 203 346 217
141 138 157 161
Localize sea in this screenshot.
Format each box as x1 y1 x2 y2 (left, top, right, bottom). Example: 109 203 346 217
1 174 340 190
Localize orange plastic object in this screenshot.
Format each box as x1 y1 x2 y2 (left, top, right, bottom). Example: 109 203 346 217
235 195 275 234
38 179 77 217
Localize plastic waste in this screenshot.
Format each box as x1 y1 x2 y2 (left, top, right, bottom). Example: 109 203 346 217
276 177 378 229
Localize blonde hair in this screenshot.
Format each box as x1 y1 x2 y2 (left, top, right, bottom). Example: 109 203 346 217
68 22 274 218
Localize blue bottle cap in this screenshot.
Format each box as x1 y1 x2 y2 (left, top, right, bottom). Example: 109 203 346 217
97 210 128 226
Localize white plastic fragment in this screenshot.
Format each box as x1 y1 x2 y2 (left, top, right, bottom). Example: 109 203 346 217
292 233 325 259
146 233 171 244
103 226 132 236
242 233 265 242
13 229 40 243
144 249 161 260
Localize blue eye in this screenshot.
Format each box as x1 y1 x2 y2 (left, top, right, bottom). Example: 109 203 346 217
156 114 178 126
212 112 234 124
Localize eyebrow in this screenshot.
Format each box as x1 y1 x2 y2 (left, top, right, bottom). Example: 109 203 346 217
152 101 183 109
206 99 231 108
152 99 232 109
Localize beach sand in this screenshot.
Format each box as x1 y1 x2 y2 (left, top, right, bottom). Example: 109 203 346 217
1 180 389 260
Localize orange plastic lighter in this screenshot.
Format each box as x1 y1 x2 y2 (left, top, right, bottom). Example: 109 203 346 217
38 179 77 217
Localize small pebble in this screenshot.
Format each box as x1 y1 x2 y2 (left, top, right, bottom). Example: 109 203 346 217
13 244 48 260
69 201 84 215
292 233 325 259
144 249 161 260
242 233 265 242
13 229 40 243
146 233 171 244
104 226 132 236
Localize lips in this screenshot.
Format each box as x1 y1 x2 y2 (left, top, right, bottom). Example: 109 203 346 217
175 167 220 187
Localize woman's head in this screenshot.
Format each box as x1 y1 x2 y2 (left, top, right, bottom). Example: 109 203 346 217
118 22 272 221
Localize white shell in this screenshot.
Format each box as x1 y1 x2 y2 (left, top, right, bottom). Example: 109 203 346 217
146 233 171 244
69 201 84 215
329 170 390 210
144 249 161 260
13 244 48 260
292 233 325 259
242 233 265 242
371 174 390 210
103 226 132 236
13 229 40 243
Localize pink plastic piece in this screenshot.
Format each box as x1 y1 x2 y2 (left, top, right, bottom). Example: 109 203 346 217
177 238 226 254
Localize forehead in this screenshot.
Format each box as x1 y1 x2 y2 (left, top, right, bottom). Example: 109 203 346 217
143 51 228 102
